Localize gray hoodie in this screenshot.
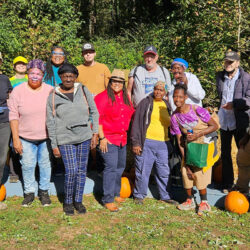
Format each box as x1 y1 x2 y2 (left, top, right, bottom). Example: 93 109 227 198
46 83 99 148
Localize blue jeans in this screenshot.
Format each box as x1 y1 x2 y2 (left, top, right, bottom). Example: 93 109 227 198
59 140 90 204
134 139 172 200
20 138 51 194
99 144 126 204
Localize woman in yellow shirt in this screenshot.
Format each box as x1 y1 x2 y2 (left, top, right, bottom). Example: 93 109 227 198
131 81 178 205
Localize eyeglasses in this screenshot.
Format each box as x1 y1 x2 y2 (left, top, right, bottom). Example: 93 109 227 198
52 51 65 57
28 72 44 77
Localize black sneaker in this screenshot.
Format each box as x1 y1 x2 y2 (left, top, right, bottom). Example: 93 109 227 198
63 203 74 216
134 197 144 205
162 199 179 205
38 189 51 207
22 193 35 207
74 202 87 214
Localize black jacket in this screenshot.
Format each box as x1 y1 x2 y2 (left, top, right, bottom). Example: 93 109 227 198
216 67 250 130
131 94 171 149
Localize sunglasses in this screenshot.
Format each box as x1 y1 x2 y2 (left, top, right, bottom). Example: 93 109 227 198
52 51 65 56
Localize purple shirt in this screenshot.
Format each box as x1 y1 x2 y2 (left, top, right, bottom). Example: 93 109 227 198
170 105 211 135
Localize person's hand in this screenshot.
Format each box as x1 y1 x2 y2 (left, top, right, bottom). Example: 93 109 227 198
176 73 188 85
99 138 111 153
91 134 98 149
185 165 195 180
13 138 23 155
53 147 61 158
133 146 142 155
222 102 233 110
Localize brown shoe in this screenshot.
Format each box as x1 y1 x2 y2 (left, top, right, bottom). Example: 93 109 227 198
115 197 126 203
104 203 119 212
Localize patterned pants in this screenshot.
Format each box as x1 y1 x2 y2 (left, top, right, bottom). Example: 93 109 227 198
59 140 90 204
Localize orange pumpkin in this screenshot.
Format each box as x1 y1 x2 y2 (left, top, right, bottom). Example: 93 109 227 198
120 177 132 198
212 159 222 183
225 191 249 215
0 184 6 201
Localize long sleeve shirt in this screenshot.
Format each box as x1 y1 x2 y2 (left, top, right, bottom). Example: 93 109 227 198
94 90 134 146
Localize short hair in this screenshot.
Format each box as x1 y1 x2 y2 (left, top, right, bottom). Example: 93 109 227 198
173 83 187 95
58 63 79 77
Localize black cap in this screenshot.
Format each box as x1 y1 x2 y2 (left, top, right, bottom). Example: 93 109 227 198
143 45 158 55
224 51 240 61
82 43 95 52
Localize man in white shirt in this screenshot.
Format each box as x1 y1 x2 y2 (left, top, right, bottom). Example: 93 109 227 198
168 58 205 112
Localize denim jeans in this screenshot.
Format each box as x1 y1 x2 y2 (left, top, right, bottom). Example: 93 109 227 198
134 139 172 200
20 138 51 194
0 122 11 184
99 144 126 204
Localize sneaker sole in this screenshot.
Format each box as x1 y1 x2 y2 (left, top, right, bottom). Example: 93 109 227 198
177 205 196 211
42 204 51 207
22 203 33 207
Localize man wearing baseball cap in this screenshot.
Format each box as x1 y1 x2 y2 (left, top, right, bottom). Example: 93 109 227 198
76 43 111 95
127 45 171 107
216 50 250 193
9 56 28 88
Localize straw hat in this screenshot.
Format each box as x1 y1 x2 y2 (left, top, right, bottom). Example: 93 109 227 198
110 69 125 82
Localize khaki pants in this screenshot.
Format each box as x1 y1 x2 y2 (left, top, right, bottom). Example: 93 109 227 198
181 166 212 190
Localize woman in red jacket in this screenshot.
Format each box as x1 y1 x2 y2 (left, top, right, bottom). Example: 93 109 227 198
95 70 134 212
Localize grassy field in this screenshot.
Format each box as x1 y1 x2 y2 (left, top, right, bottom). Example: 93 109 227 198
0 195 249 249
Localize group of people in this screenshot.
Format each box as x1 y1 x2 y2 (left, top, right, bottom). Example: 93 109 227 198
0 44 249 216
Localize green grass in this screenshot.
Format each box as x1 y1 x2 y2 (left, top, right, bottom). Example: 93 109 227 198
0 195 249 249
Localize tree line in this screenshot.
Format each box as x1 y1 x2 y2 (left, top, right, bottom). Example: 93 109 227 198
0 0 249 106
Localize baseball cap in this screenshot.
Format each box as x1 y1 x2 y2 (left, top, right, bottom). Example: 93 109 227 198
143 45 158 56
224 51 240 61
82 43 95 52
13 56 28 65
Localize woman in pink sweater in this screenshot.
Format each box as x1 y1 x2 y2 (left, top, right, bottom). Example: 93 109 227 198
8 59 53 207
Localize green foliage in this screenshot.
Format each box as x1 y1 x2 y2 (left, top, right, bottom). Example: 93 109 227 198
0 0 83 76
0 0 249 106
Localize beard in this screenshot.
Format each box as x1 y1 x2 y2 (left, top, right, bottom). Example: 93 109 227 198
225 68 236 74
145 63 154 70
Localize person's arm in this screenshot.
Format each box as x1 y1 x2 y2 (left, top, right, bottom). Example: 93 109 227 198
46 94 61 157
127 76 134 100
98 125 111 153
186 74 205 102
233 75 250 111
83 86 99 149
163 68 172 92
10 120 23 154
104 65 111 89
131 109 142 155
187 106 219 142
8 88 22 154
176 133 184 158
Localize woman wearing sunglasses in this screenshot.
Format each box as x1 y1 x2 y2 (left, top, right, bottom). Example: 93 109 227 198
44 46 67 87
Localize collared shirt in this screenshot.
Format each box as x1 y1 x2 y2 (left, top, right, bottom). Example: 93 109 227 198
218 69 239 131
94 90 134 146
